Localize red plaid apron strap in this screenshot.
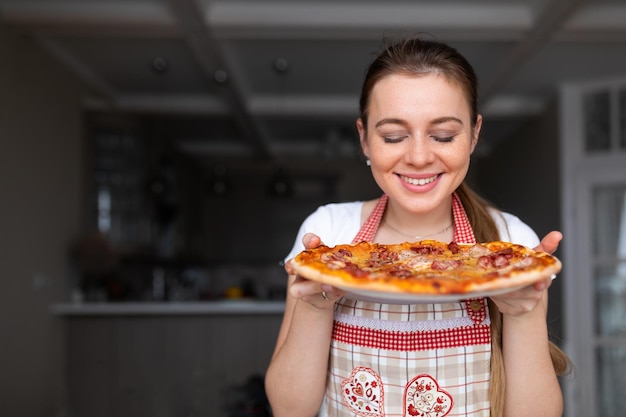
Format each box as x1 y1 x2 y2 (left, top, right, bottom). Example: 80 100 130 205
452 192 476 245
351 194 388 244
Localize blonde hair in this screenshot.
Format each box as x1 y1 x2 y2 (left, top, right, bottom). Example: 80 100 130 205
456 182 571 416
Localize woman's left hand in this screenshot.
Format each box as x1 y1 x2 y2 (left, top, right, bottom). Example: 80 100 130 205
489 231 563 317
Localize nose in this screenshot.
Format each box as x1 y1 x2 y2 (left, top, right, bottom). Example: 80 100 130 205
404 137 435 166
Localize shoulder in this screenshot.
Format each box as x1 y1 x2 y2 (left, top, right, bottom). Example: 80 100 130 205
297 201 363 237
303 201 364 226
488 208 540 248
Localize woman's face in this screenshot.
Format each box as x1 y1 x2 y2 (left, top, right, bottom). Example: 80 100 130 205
358 73 482 214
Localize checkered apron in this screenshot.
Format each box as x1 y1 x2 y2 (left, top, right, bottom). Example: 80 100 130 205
321 194 491 417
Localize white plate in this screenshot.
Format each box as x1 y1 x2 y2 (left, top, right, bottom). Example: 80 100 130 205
337 274 556 304
339 287 519 304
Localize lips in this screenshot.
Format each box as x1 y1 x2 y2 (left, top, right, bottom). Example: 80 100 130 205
399 174 439 186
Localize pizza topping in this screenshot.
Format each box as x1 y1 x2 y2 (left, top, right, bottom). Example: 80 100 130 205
322 248 352 260
411 244 444 255
494 254 511 268
431 259 464 270
406 257 434 269
337 248 353 258
342 263 370 278
320 248 354 268
477 256 493 268
367 247 399 267
476 248 514 269
386 266 414 278
447 241 460 254
469 243 493 258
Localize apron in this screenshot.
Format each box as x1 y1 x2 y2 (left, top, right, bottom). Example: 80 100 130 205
321 194 491 417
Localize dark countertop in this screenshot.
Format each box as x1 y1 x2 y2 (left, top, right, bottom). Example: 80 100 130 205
51 300 286 316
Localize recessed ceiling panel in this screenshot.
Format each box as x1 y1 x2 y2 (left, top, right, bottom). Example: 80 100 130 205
52 36 218 94
503 42 626 95
222 38 382 95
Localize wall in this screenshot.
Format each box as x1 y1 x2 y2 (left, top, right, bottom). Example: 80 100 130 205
0 23 86 415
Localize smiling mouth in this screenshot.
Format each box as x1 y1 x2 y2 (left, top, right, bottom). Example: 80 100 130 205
399 174 439 186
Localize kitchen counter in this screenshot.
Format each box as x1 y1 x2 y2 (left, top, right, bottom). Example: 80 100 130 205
51 300 286 316
58 299 284 415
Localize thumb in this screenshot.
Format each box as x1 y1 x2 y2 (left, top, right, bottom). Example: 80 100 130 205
535 231 563 255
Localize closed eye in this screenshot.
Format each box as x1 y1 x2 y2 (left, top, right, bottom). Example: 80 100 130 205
432 135 455 143
384 136 408 143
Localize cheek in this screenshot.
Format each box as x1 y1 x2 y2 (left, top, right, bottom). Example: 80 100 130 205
370 148 403 172
368 142 396 166
444 143 472 169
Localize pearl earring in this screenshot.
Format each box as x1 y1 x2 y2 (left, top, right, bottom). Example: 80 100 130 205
366 159 371 166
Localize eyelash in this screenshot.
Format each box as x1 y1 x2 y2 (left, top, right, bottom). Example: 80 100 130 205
383 135 456 144
433 135 455 143
383 136 407 143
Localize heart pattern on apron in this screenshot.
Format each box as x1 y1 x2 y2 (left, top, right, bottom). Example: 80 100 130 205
341 366 384 416
404 374 453 417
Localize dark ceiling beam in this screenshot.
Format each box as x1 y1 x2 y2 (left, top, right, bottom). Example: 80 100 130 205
166 0 272 160
480 0 592 103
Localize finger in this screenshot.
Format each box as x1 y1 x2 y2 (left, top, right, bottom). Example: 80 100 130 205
534 230 563 255
302 232 323 249
289 278 344 304
283 233 324 275
284 259 295 275
317 286 344 302
289 276 330 295
288 276 316 298
531 275 553 291
491 283 547 315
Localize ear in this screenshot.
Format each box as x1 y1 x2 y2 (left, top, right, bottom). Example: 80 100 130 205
356 118 369 158
470 114 483 154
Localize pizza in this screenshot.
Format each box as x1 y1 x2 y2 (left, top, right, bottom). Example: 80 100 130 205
290 240 561 297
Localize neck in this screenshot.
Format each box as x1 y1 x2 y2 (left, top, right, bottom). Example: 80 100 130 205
383 195 454 239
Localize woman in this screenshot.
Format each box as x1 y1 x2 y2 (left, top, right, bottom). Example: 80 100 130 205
265 36 569 417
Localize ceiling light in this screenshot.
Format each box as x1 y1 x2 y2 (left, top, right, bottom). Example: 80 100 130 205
151 56 168 74
273 58 289 73
208 164 230 196
266 167 293 198
214 69 228 84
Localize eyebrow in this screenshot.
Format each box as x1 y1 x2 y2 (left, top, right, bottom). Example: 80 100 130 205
374 116 463 128
430 116 464 125
374 118 408 128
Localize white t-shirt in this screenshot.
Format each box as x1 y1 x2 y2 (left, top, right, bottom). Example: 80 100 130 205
285 201 540 261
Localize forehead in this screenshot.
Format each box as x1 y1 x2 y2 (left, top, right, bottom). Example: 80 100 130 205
368 73 470 115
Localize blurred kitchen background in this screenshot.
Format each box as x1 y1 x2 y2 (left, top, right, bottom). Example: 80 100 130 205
1 0 626 416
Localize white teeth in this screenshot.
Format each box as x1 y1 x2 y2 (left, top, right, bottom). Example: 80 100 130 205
401 175 438 186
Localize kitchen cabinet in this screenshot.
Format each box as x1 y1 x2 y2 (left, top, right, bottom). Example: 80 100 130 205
59 302 282 416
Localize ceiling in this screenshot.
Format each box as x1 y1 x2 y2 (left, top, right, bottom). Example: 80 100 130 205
2 0 626 167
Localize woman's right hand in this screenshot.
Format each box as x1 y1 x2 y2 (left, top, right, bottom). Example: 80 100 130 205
284 232 344 309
